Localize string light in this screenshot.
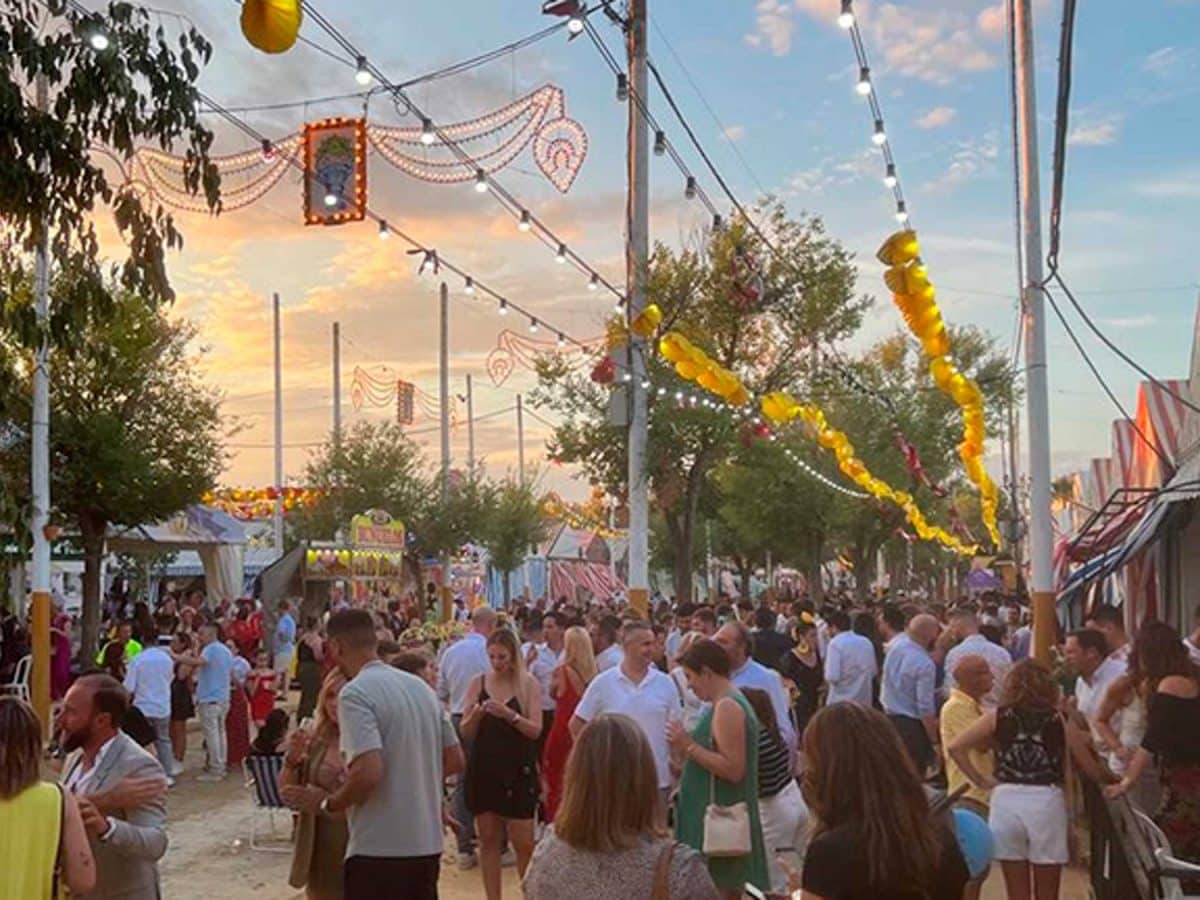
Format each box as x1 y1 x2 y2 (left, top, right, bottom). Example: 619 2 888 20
499 299 509 316
895 201 909 224
518 210 532 232
837 0 855 28
378 220 389 239
712 213 723 232
614 297 625 314
856 67 872 96
653 130 666 156
567 13 585 35
616 73 629 102
588 273 599 291
260 139 275 161
555 243 568 264
419 117 436 146
884 163 897 188
88 28 110 50
685 176 697 200
528 316 540 334
474 169 488 193
464 276 475 295
872 119 887 146
323 189 339 207
557 332 566 348
355 55 372 86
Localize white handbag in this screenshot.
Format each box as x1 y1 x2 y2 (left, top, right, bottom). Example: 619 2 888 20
702 770 752 857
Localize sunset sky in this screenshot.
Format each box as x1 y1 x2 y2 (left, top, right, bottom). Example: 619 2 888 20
97 0 1200 502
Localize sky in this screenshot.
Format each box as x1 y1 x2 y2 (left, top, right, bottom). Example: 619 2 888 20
95 0 1200 503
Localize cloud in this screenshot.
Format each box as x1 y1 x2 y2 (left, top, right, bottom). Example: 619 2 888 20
780 149 877 196
976 4 1005 38
1134 166 1200 199
1067 118 1120 146
1143 46 1198 79
744 0 795 56
922 135 1000 193
915 106 957 129
722 124 747 143
867 5 998 84
1100 315 1158 328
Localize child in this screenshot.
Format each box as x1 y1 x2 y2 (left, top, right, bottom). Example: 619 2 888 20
247 649 277 728
251 708 290 756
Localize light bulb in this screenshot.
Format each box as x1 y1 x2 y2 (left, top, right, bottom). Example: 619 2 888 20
640 379 651 390
464 277 475 295
622 372 633 383
674 391 684 401
557 332 566 348
654 130 666 156
474 169 488 193
685 176 697 200
838 0 854 28
378 220 389 239
323 191 339 208
518 210 532 232
498 300 509 316
555 243 567 264
355 56 372 86
420 117 436 146
614 298 625 314
712 214 723 232
567 14 585 34
884 163 898 188
856 67 872 96
895 201 909 223
528 317 539 334
872 120 887 146
89 29 110 51
261 139 275 161
616 73 629 102
588 273 599 291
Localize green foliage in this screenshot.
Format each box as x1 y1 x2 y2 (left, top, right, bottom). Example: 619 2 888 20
480 478 549 604
0 0 219 310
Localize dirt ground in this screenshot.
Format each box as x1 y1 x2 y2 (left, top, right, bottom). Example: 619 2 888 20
157 710 1086 898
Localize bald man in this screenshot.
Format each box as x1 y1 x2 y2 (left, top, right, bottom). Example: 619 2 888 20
881 613 941 773
940 655 995 819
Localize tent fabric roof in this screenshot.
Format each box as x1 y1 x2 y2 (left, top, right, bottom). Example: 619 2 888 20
107 505 247 553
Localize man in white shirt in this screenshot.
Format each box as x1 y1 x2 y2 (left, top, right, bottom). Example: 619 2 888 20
823 609 878 707
572 620 682 799
714 621 796 760
522 611 564 746
878 604 908 656
435 606 494 868
942 608 1012 706
123 623 178 780
1085 605 1131 665
591 614 624 672
1065 627 1127 759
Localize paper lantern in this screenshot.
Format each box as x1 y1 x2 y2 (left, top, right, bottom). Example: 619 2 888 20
921 327 951 359
884 263 930 297
876 229 921 266
241 0 303 54
675 359 700 380
728 385 751 406
631 304 663 338
659 334 684 362
590 356 616 384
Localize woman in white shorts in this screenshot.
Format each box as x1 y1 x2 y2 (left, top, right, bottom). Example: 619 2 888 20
949 659 1111 900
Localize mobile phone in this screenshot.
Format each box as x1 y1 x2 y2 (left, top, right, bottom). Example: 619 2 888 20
743 884 768 900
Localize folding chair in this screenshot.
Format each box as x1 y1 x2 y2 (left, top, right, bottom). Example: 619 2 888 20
0 655 32 705
1134 809 1200 900
243 754 292 852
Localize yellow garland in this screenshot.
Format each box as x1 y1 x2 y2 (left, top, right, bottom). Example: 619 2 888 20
658 331 751 406
877 230 1000 547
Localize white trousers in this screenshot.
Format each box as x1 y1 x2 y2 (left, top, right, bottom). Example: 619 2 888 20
758 779 809 893
197 701 229 775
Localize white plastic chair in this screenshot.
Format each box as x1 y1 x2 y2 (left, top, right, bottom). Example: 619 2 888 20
0 655 32 705
1134 809 1200 900
243 755 292 853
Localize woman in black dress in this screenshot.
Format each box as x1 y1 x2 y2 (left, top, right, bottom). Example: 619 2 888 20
460 627 543 900
295 617 325 723
778 616 823 740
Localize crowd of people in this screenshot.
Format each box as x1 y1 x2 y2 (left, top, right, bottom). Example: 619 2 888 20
2 585 1199 899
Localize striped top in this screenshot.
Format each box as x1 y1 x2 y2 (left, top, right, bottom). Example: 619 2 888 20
756 725 792 798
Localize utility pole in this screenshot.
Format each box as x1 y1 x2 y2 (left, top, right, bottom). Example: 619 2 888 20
516 394 526 486
625 0 651 618
1014 0 1054 666
29 73 51 734
439 283 452 622
465 373 475 472
332 321 343 536
272 293 284 558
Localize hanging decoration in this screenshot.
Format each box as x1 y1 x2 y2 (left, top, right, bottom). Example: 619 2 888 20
877 229 1000 546
894 430 947 497
658 331 750 406
350 366 457 427
240 0 302 54
630 303 662 339
486 329 603 387
731 245 765 311
203 486 323 520
542 489 623 539
303 117 368 226
127 86 589 220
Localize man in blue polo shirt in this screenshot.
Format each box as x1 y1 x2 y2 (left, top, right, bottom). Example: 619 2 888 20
184 622 234 781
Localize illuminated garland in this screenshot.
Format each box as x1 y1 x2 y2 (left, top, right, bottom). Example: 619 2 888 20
877 230 1000 546
203 486 324 520
486 328 604 387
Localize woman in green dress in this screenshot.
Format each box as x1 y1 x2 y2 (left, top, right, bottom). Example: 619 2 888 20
668 638 769 898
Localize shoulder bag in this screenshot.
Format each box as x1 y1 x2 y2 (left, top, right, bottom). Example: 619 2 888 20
702 765 752 857
650 840 677 900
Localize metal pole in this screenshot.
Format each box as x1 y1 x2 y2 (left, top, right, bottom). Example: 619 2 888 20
626 0 650 618
30 73 51 735
465 373 475 472
332 321 343 532
516 394 525 486
272 293 284 557
1014 0 1054 665
439 284 452 622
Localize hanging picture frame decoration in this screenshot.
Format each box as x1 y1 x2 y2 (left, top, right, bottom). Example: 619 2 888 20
303 117 368 226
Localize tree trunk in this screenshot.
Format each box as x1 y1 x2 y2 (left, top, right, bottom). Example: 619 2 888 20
79 514 107 664
807 536 824 605
502 570 511 608
851 542 869 604
740 564 752 601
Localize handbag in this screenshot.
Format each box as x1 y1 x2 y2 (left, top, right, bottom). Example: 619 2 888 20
702 767 752 858
650 841 676 900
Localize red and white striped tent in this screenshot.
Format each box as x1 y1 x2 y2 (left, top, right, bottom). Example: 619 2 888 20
541 524 626 605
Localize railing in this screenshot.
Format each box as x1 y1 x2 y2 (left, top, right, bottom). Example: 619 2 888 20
1082 779 1159 900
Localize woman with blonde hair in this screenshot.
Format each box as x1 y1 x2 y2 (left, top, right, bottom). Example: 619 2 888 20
462 626 544 898
281 669 349 899
0 697 95 899
541 625 596 821
524 713 718 899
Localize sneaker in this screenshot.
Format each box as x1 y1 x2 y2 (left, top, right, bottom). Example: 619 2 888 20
500 849 517 868
457 852 478 871
169 762 184 777
196 772 225 783
166 777 176 789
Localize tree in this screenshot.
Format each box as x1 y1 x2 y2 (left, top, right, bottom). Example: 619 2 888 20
480 478 549 606
1 0 218 310
534 201 868 601
1 276 225 658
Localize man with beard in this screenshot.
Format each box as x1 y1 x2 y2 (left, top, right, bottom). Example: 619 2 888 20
59 674 169 900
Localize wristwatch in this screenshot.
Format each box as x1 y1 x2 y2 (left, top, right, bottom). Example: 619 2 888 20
98 817 116 842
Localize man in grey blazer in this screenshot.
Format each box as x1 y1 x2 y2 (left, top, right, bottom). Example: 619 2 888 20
60 673 169 899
